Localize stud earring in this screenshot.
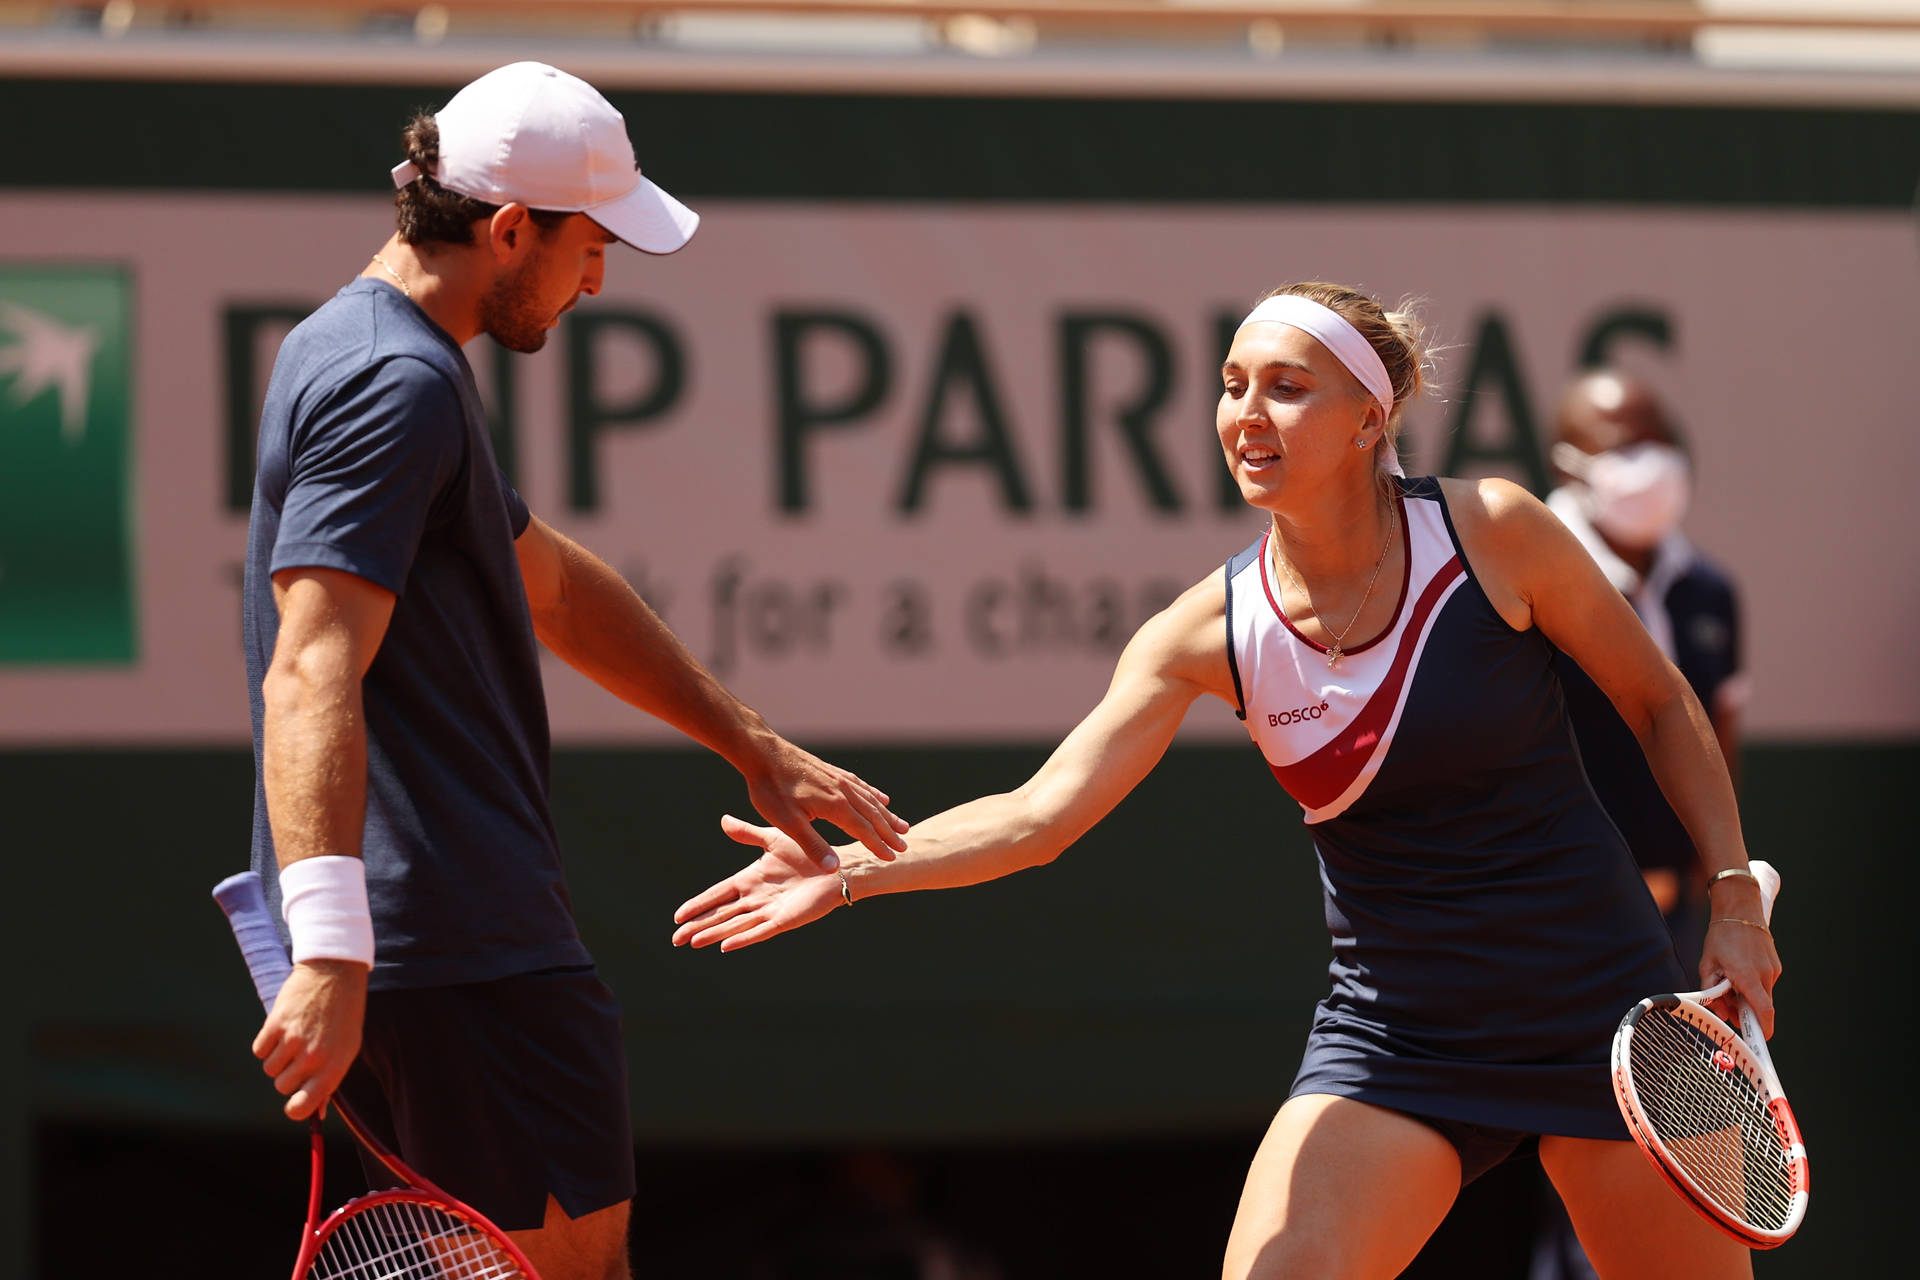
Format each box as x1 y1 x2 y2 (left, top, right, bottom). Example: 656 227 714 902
1355 438 1370 449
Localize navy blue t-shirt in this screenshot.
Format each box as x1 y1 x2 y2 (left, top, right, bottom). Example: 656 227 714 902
244 278 588 990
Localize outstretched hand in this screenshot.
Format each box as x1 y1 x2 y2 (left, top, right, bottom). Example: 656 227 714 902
673 815 847 951
743 736 908 871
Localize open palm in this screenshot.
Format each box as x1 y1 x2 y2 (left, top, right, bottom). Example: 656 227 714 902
672 814 845 951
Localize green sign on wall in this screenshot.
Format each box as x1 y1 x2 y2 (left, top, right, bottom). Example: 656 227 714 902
0 264 135 664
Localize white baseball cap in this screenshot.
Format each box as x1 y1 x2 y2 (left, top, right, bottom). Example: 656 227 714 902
390 61 698 255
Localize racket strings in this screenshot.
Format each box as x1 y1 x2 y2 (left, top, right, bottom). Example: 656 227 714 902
312 1197 525 1279
1628 1008 1795 1232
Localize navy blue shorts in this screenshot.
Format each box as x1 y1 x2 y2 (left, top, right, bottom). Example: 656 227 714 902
336 965 635 1231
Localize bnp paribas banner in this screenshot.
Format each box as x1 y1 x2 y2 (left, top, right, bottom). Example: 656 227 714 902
0 265 135 665
0 195 1914 744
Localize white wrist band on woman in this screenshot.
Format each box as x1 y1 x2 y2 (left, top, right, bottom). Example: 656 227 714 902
279 855 376 967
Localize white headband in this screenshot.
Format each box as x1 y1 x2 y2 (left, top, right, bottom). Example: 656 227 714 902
1239 295 1394 417
1238 294 1404 476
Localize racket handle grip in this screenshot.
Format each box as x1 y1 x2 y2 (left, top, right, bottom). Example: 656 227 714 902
1737 999 1766 1048
1748 859 1780 924
212 871 295 1010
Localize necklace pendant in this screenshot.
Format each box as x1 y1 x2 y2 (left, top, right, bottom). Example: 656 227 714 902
1326 644 1342 669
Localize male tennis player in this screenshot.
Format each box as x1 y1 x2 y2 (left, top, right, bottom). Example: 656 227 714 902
241 62 908 1279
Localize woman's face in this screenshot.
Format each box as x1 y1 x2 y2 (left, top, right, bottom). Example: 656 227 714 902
1217 322 1373 512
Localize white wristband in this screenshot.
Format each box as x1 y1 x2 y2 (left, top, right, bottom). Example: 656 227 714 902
279 855 375 967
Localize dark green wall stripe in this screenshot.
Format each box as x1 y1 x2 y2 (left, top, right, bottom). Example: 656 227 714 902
3 78 1917 206
3 739 1909 1276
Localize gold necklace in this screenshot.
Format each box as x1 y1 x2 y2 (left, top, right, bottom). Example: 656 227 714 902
1271 501 1397 668
369 254 412 298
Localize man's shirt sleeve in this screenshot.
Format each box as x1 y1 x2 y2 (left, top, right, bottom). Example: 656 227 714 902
271 356 467 595
501 467 531 539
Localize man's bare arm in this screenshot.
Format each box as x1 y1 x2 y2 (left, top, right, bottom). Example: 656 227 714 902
254 566 395 1121
515 515 906 866
262 568 395 867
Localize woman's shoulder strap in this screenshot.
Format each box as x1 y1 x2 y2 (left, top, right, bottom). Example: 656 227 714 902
1221 534 1265 722
1396 472 1442 502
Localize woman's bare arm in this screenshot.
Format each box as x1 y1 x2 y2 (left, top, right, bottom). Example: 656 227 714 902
671 572 1237 951
1446 478 1782 1029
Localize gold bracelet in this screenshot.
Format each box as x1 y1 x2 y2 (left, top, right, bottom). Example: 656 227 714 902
1709 917 1770 932
1707 867 1757 889
836 868 853 906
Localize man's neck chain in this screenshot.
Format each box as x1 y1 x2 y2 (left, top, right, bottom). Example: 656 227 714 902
369 254 412 299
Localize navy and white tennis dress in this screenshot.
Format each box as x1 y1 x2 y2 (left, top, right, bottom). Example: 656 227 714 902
1224 476 1685 1142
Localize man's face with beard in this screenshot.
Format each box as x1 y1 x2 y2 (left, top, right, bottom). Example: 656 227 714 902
480 212 617 353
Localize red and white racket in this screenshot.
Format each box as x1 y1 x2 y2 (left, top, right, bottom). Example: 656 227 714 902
214 871 543 1280
1611 858 1807 1249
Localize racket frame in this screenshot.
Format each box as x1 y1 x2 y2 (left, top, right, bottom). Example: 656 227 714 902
214 871 543 1280
297 1151 530 1280
1608 858 1808 1249
1611 989 1809 1248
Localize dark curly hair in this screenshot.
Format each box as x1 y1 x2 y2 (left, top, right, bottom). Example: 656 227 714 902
394 111 575 247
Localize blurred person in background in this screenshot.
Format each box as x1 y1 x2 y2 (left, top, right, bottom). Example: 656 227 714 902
673 283 1777 1280
1546 369 1746 973
1527 368 1747 1280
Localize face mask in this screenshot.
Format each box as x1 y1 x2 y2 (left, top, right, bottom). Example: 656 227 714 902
1551 441 1691 550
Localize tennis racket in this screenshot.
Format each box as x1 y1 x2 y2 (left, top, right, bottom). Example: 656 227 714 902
1611 858 1807 1249
213 871 543 1280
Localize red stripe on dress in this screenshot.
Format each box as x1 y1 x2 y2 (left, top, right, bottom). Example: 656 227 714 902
1268 557 1467 811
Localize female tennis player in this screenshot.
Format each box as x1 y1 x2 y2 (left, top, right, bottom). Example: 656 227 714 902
673 282 1782 1279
